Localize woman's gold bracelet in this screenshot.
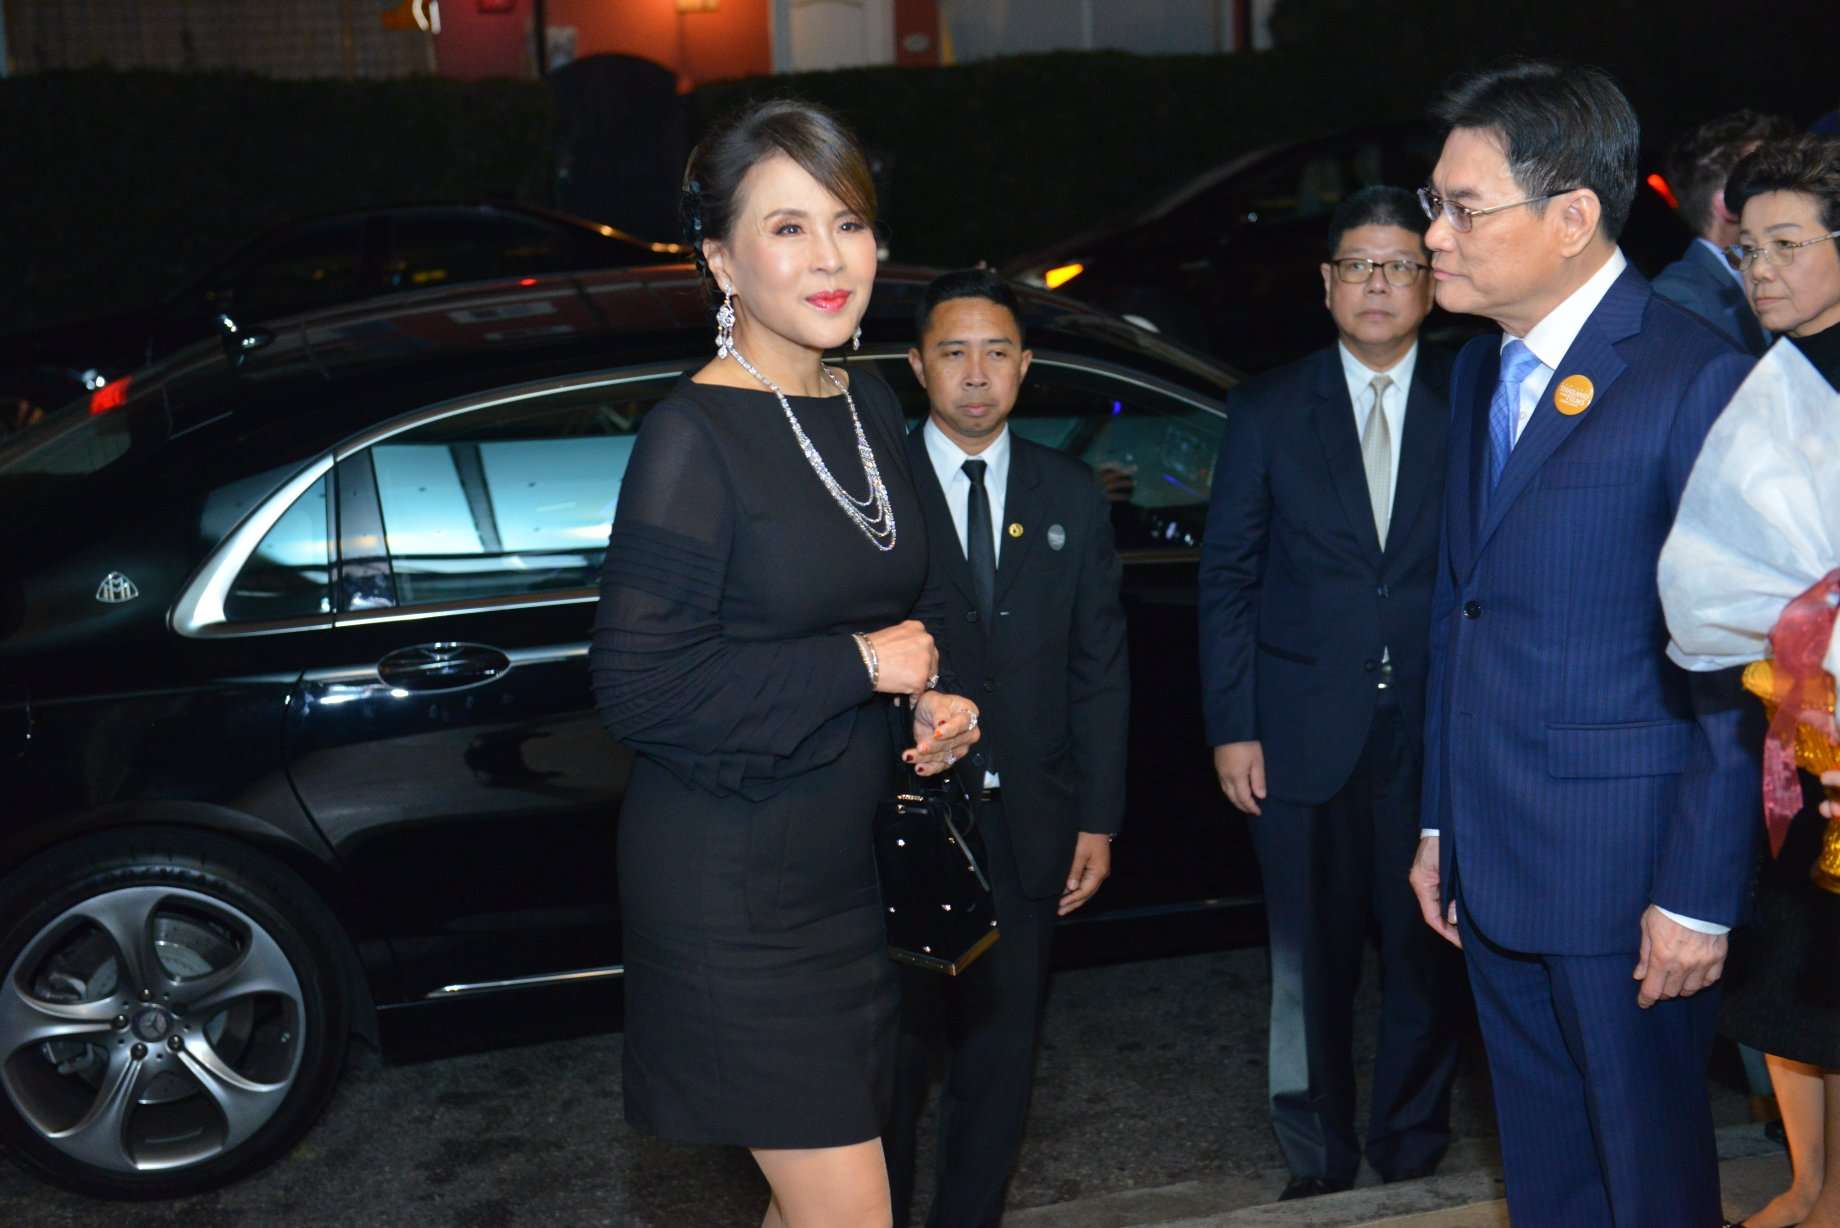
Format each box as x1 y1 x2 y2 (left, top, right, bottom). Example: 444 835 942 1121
851 632 879 690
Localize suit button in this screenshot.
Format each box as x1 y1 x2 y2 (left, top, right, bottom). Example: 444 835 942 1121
1462 600 1483 619
1363 659 1377 672
983 679 997 693
971 751 986 766
1376 584 1390 598
964 610 979 623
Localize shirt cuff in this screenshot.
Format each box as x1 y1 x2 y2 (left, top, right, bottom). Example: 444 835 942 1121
1656 906 1730 936
1419 829 1439 839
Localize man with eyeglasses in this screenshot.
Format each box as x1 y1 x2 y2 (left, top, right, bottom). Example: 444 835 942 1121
1200 185 1459 1201
1406 62 1758 1227
1652 111 1795 356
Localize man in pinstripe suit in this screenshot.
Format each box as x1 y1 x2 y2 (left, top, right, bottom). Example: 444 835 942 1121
1407 63 1758 1226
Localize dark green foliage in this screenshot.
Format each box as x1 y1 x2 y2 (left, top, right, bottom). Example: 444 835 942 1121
1 69 554 333
692 49 1422 267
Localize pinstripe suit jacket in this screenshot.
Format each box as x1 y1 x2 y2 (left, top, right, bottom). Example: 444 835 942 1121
1423 265 1759 955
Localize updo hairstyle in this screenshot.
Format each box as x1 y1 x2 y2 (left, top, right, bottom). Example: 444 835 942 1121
679 98 878 301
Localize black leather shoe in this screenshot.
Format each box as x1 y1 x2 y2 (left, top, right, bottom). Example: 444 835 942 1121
1383 1163 1440 1183
1279 1176 1353 1200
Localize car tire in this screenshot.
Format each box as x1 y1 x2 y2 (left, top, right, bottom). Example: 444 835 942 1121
0 830 351 1199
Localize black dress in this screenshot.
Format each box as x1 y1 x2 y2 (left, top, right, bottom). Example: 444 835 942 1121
590 369 929 1148
1721 325 1840 1069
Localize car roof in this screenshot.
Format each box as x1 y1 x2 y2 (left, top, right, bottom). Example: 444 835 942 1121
133 263 1238 411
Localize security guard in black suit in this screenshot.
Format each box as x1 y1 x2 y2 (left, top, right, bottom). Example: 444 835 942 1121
884 269 1130 1228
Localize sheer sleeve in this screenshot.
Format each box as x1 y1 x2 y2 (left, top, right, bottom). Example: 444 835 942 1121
591 395 873 798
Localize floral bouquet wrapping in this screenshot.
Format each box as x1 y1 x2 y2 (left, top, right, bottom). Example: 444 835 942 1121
1658 339 1840 892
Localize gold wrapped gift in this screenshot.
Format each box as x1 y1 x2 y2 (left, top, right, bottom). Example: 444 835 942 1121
1742 659 1840 892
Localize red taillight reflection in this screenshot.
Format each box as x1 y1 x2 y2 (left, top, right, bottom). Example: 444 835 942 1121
89 378 131 416
1646 172 1678 210
517 277 538 287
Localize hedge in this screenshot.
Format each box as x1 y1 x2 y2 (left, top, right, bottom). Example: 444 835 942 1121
0 69 555 334
2 22 1833 337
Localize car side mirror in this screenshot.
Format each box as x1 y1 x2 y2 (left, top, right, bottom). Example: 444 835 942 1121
215 313 274 368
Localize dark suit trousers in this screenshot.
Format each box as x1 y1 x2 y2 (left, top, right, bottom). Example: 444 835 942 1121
1462 914 1723 1227
886 798 1060 1228
1248 691 1458 1184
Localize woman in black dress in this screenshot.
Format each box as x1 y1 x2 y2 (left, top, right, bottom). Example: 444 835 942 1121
591 100 981 1225
1720 135 1840 1228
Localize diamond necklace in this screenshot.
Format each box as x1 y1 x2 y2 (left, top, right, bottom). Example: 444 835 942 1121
727 345 897 552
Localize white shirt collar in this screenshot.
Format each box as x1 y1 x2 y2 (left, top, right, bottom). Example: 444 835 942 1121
1337 339 1419 408
923 415 1011 491
1508 247 1629 371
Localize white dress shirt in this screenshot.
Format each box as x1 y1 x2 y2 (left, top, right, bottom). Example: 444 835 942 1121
1338 339 1419 511
922 417 1009 787
1506 247 1627 444
1427 249 1724 935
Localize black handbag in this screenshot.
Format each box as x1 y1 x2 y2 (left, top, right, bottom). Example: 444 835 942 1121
872 769 1000 975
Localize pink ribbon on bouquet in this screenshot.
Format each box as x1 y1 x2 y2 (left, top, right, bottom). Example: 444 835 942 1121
1761 569 1840 858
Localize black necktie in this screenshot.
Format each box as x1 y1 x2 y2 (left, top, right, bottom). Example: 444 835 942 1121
962 458 996 631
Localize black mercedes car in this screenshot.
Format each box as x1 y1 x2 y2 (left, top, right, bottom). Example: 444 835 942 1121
0 264 1251 1199
0 202 687 426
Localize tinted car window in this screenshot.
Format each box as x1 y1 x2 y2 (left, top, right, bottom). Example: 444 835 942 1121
234 221 365 318
367 378 674 607
385 213 573 291
861 356 1223 551
224 473 332 621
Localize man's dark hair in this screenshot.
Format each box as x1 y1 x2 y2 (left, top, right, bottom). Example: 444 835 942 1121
1665 110 1796 236
915 268 1027 345
1433 60 1639 241
1727 136 1840 233
1325 185 1428 258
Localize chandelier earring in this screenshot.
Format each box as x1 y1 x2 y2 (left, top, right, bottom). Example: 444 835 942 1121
852 326 862 352
715 288 736 359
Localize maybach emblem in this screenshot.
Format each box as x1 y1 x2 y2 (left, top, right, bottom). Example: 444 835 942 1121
95 572 140 604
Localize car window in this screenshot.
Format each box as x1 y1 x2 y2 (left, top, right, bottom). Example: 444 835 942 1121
1178 137 1390 229
860 356 1223 552
384 213 573 291
363 378 675 609
224 473 333 621
233 222 365 318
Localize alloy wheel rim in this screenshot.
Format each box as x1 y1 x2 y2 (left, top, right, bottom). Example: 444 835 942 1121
0 885 307 1175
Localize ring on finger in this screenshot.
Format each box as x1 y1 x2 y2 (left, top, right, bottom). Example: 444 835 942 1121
926 673 940 691
967 712 979 730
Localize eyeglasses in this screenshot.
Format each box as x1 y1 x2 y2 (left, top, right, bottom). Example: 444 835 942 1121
1330 257 1429 287
1724 231 1840 271
1417 185 1581 233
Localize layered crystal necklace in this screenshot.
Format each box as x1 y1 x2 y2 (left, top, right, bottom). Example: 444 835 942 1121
727 345 897 552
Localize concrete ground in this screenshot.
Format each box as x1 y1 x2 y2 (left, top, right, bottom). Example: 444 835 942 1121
0 947 1763 1226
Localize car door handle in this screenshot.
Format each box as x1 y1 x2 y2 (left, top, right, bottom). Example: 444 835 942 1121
376 642 511 691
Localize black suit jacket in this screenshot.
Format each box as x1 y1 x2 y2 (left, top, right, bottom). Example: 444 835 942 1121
906 426 1130 899
1651 240 1770 356
1197 342 1453 806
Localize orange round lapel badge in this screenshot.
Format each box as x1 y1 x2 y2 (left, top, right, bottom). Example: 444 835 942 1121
1554 374 1595 416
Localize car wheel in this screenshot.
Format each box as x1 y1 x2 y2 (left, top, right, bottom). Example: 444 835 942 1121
0 831 351 1199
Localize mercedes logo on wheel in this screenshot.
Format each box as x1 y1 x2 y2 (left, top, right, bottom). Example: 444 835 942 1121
131 1008 173 1042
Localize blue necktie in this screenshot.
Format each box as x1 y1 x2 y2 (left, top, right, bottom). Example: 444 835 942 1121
1489 339 1543 489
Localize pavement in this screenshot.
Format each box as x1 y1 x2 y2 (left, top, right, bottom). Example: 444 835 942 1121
0 947 1773 1226
1004 1124 1788 1226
